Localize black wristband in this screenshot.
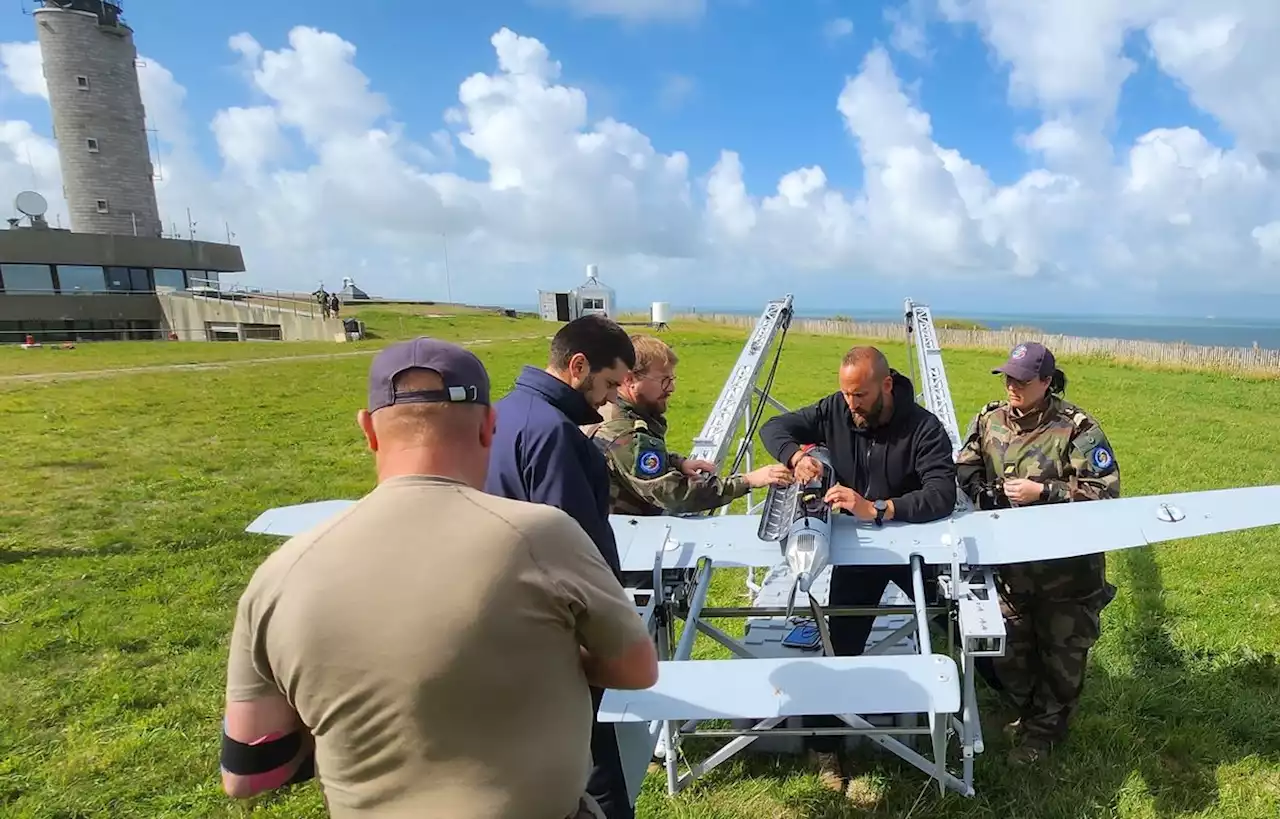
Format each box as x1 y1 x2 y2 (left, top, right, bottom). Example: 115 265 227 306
221 730 302 775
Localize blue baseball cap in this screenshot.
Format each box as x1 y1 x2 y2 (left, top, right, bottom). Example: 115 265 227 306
367 337 490 412
993 341 1055 382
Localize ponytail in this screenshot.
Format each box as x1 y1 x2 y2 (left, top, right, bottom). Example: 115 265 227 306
1049 368 1067 394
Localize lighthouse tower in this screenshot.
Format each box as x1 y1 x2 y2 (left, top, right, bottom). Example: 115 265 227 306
32 0 162 237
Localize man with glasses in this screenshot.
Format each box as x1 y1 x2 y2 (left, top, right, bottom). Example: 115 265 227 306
584 334 793 520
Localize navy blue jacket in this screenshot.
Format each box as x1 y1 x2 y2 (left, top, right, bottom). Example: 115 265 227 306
485 366 621 577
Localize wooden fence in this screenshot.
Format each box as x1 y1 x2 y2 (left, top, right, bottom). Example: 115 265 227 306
659 312 1280 376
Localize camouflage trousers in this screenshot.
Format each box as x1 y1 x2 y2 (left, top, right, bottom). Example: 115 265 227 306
982 558 1116 745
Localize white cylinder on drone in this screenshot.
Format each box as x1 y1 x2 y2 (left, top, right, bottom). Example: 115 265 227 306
783 446 835 593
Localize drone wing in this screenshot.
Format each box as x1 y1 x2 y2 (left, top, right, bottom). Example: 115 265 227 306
959 484 1280 565
612 512 960 571
245 485 1280 571
245 500 356 536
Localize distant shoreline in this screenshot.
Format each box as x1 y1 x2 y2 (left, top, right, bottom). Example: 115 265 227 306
607 305 1280 356
626 309 1280 376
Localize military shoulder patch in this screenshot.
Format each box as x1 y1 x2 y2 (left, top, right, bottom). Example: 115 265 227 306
635 447 666 477
1090 445 1114 471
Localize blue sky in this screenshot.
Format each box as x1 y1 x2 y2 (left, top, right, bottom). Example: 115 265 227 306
0 0 1222 189
2 0 1278 318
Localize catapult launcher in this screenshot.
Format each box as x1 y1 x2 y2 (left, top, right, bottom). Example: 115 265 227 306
245 296 1280 805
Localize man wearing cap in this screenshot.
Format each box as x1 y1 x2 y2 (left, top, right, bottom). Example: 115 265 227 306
220 337 658 818
484 314 638 819
956 341 1120 765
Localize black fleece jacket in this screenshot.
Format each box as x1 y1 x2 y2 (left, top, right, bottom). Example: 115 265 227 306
759 370 957 523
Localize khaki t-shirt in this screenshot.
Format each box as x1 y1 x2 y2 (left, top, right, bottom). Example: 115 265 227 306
226 475 651 819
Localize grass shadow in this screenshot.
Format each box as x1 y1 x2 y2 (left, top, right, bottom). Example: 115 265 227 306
638 547 1280 818
0 542 136 564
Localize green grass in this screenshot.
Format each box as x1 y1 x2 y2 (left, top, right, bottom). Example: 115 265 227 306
2 308 1280 818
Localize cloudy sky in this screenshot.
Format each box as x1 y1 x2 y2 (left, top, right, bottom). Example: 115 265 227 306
2 0 1279 317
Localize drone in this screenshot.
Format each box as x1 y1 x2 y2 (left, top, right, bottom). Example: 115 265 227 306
244 295 1280 803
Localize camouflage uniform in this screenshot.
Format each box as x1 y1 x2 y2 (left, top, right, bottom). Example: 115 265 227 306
584 398 753 516
955 393 1120 756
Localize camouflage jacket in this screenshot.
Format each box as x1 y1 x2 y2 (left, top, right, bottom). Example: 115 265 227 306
956 395 1120 507
956 394 1120 600
582 398 751 516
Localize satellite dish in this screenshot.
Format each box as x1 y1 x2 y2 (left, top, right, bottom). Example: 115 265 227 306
15 191 47 218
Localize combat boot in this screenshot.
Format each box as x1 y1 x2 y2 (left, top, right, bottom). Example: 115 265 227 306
1007 736 1052 766
1002 717 1024 742
808 750 845 791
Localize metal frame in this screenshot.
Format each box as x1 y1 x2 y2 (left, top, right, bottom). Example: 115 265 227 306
607 295 1008 804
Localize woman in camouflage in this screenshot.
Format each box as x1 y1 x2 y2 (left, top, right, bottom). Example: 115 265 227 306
955 341 1120 766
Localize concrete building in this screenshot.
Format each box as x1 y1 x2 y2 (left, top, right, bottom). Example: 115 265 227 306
35 0 162 238
1 1 341 343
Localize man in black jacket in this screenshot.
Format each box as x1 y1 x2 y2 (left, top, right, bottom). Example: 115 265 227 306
759 346 957 789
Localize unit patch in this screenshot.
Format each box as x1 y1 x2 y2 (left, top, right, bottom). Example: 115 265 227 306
1090 446 1113 471
637 449 664 477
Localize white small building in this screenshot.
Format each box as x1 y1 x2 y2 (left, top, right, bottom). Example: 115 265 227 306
576 264 615 317
537 264 618 322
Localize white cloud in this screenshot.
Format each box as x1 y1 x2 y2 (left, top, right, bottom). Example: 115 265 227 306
2 12 1279 307
0 41 44 99
534 0 705 23
885 0 931 60
823 18 854 42
658 73 696 110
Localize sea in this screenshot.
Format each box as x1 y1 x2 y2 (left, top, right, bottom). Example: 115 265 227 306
628 306 1280 351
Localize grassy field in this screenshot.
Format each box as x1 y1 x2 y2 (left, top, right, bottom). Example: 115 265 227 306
3 305 1280 818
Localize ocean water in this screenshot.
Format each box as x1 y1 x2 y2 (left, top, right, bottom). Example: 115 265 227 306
513 302 1280 350
682 307 1280 351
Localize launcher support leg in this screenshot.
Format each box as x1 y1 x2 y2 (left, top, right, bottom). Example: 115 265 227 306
809 594 835 656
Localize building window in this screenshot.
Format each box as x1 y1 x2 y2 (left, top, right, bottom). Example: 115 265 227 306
77 75 90 90
102 267 151 292
55 265 108 294
0 263 55 293
153 268 186 291
96 199 109 213
87 138 99 152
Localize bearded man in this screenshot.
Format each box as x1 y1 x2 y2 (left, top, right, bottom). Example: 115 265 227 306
758 345 957 792
484 314 638 819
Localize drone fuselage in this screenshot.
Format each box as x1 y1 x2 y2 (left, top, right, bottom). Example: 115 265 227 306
781 447 835 593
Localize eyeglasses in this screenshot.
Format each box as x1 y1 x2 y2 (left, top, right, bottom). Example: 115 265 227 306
638 372 676 390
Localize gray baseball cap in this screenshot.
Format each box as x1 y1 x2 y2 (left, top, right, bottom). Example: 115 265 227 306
992 341 1055 382
367 337 490 412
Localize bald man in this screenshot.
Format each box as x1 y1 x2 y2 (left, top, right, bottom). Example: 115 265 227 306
220 337 657 819
759 345 956 790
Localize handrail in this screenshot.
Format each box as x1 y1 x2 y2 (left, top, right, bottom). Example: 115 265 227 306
0 284 344 320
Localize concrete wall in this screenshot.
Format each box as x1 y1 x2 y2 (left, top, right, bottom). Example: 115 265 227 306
35 4 162 237
0 292 161 322
157 291 346 341
0 228 244 272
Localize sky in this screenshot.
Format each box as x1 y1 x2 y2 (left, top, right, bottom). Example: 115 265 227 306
2 0 1279 318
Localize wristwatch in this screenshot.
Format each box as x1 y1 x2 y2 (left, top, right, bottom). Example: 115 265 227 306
873 499 888 526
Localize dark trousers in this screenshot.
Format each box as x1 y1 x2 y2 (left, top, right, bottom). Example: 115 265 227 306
587 686 634 819
804 564 934 752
